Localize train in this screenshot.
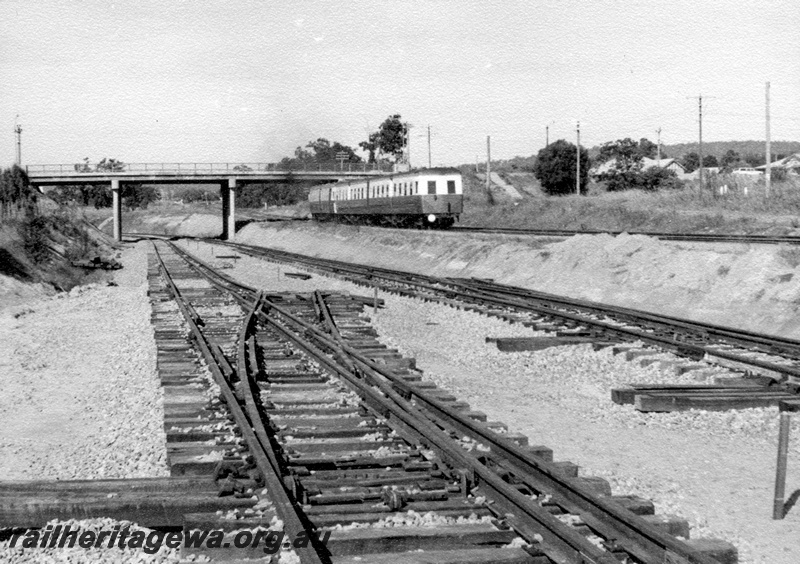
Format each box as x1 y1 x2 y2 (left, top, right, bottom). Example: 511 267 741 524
308 168 463 228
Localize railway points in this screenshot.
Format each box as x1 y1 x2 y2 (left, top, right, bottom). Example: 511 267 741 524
186 237 800 412
2 238 742 563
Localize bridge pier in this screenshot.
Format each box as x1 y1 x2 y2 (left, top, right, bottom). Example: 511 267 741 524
220 179 236 240
111 179 122 241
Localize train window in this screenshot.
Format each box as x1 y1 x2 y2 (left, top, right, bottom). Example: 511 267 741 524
428 180 436 194
447 180 456 194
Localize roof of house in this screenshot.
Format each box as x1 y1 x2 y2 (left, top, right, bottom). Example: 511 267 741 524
756 152 800 170
592 157 684 176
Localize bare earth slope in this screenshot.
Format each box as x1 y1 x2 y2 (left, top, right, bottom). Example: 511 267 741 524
235 221 800 339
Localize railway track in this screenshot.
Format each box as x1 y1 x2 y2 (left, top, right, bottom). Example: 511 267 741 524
3 238 743 561
179 238 800 412
451 226 800 246
155 240 740 562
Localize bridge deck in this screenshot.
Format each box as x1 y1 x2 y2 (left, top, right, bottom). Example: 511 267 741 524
26 163 393 185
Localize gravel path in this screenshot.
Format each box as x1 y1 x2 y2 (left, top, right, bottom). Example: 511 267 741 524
0 241 167 480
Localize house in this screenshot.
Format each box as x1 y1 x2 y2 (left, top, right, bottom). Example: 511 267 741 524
756 153 800 175
641 158 686 175
591 157 686 178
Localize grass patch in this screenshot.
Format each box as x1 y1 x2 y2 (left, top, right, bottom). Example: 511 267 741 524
460 169 800 235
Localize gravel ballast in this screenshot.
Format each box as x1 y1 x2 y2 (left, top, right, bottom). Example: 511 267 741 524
370 295 800 564
0 241 167 480
179 239 799 564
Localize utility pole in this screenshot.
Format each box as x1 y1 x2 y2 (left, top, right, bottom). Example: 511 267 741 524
405 122 411 167
486 136 491 192
766 81 771 196
14 121 22 166
698 96 703 190
687 94 714 189
546 125 549 148
656 127 662 162
576 122 581 195
427 125 432 169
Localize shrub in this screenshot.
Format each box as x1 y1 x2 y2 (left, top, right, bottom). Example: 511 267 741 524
533 140 589 195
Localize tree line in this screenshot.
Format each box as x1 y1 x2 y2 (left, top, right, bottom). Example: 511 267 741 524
0 165 38 218
533 136 793 196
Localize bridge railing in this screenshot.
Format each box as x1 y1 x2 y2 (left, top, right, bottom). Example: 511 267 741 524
26 161 394 175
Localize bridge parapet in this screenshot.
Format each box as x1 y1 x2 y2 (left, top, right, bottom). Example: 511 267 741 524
26 161 392 176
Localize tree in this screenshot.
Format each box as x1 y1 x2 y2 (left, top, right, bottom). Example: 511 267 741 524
376 115 407 162
121 184 160 210
720 149 740 171
743 153 765 168
682 152 700 173
533 140 589 196
595 137 661 165
95 158 126 172
594 138 645 191
361 115 408 163
703 155 718 168
0 165 37 217
638 138 660 159
288 138 362 166
358 132 381 163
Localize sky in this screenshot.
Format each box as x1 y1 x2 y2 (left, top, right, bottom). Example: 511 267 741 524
1 0 798 168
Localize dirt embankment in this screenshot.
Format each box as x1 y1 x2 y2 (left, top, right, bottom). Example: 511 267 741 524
88 209 800 338
0 212 121 311
233 221 800 339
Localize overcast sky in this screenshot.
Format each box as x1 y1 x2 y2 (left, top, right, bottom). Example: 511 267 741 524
1 0 798 167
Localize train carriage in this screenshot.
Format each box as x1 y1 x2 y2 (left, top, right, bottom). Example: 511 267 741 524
308 168 463 228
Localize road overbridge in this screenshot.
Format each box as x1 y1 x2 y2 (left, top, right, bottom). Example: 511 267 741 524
26 162 392 240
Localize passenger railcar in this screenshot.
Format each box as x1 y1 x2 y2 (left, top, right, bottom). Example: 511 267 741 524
308 168 463 228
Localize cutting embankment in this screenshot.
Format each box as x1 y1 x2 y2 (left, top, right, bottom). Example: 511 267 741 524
102 209 800 338
232 221 800 339
0 211 122 310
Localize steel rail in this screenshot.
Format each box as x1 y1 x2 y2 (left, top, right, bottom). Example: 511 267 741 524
453 277 800 356
212 240 800 381
165 242 724 564
152 243 327 564
451 226 800 246
256 297 616 564
283 292 724 564
165 242 620 562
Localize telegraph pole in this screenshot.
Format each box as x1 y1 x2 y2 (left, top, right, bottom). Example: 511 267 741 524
766 81 771 196
576 122 581 195
698 96 703 189
656 127 662 162
687 95 713 189
486 135 491 192
14 121 22 166
405 122 411 167
427 125 432 169
546 125 549 148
